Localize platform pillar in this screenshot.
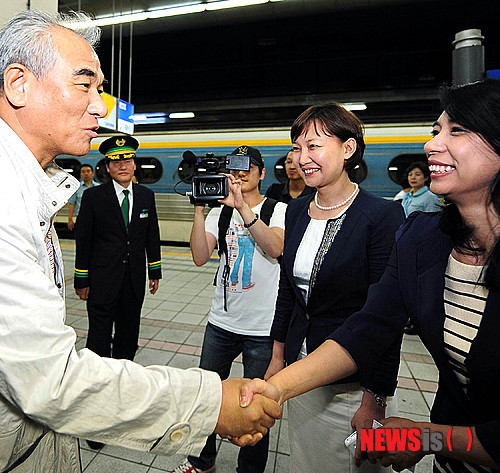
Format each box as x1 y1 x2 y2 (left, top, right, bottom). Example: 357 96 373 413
452 29 485 86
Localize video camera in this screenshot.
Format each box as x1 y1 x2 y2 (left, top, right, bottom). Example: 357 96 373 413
180 150 251 204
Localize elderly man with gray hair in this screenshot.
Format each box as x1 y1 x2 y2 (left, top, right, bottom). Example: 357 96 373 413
0 10 280 472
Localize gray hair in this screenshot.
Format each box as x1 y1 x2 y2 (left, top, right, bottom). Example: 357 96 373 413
0 10 101 90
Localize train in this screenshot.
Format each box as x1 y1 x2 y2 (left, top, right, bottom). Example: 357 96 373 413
54 124 432 242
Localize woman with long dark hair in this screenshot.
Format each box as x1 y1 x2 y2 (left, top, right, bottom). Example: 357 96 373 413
242 79 500 472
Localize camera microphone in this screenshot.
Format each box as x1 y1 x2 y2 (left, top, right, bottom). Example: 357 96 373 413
183 150 198 165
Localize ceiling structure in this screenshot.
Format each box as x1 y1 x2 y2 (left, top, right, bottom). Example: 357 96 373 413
58 0 500 132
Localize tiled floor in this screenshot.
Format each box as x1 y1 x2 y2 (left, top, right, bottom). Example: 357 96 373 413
60 241 438 473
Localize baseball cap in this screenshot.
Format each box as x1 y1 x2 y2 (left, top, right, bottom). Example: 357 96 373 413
231 145 264 168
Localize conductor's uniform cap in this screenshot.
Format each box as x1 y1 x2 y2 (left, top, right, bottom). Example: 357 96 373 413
100 136 139 162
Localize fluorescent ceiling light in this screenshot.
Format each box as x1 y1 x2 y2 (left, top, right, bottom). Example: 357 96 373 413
95 11 149 26
132 112 167 124
148 4 206 18
169 112 195 119
343 103 367 111
66 0 286 28
206 0 268 11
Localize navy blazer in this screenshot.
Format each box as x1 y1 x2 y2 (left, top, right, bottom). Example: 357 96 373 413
332 212 500 465
74 180 161 303
271 188 404 392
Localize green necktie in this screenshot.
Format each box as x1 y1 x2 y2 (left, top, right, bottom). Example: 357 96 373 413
121 189 130 231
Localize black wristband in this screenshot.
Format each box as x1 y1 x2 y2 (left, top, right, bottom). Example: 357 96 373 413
244 214 259 228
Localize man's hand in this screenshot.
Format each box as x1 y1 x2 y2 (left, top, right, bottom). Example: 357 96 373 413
219 174 245 210
215 378 282 444
239 378 282 407
149 279 159 295
67 219 74 231
75 287 89 301
351 390 386 466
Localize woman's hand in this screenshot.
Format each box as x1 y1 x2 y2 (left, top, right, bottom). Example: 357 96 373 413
351 390 387 467
239 378 282 408
367 417 425 471
264 341 286 380
264 357 285 380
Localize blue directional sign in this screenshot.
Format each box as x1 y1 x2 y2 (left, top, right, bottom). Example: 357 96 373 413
117 99 135 135
98 92 117 130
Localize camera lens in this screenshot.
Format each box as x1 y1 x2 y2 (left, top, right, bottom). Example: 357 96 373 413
192 175 228 201
201 182 221 195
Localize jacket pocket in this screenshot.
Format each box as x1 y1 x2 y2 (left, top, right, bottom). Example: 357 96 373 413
2 428 80 473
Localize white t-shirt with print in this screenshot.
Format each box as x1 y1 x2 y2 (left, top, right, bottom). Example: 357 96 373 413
205 198 287 336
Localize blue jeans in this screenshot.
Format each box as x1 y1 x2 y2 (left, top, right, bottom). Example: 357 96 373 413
188 322 273 473
230 235 256 289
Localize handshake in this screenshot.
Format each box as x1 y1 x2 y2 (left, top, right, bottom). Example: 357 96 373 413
214 377 281 447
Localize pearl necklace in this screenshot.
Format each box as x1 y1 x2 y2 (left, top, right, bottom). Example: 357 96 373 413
314 183 359 211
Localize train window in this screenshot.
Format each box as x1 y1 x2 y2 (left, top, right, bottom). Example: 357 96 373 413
177 159 194 183
95 159 109 184
54 158 81 179
273 155 287 183
348 159 367 184
388 154 428 187
95 157 163 184
136 158 163 184
274 155 367 185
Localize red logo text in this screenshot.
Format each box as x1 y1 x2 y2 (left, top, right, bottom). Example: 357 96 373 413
359 427 472 453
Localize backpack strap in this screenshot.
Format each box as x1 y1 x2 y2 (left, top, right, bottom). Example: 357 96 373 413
259 197 278 226
216 205 233 311
260 197 281 262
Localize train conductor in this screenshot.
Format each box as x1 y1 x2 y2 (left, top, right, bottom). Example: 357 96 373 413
74 135 162 362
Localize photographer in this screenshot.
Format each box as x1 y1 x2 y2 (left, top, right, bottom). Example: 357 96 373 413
173 146 286 473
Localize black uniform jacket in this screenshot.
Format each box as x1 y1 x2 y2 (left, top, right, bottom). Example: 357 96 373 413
74 180 161 304
331 212 500 465
271 188 404 394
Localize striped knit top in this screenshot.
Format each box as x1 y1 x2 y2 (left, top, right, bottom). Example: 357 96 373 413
437 256 492 473
443 255 488 394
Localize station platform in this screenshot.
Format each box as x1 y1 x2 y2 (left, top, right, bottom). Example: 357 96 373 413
60 240 437 473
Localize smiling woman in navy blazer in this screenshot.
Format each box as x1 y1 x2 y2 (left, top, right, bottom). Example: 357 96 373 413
243 80 500 473
264 103 404 473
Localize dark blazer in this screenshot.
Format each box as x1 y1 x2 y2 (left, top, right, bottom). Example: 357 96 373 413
265 181 315 204
271 188 404 391
74 180 161 304
331 212 500 465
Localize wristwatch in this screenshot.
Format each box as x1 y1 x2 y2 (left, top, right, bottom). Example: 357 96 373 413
365 389 387 408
